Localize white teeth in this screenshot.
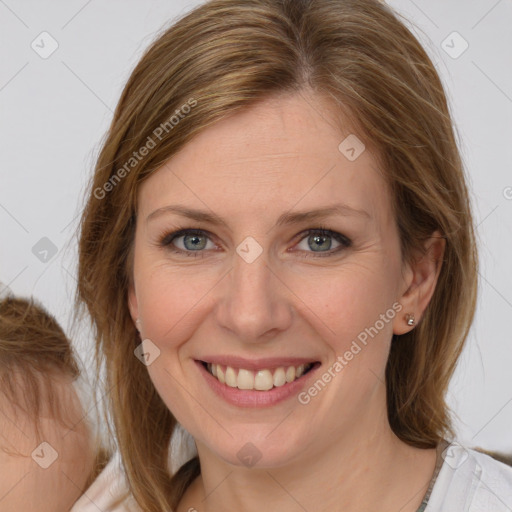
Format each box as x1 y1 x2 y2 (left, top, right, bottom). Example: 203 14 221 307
237 369 254 390
273 367 286 387
205 362 314 390
254 369 273 391
225 366 237 388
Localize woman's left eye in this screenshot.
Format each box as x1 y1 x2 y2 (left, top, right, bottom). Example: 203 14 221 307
158 228 351 258
293 228 352 257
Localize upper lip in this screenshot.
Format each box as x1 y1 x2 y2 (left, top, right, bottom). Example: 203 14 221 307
197 356 319 371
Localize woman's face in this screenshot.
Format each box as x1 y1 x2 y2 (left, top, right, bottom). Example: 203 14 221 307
129 91 413 468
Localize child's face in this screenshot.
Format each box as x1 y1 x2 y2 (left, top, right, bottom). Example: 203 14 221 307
129 90 411 468
0 371 95 510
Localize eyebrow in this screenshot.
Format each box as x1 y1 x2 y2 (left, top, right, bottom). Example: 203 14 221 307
146 203 371 226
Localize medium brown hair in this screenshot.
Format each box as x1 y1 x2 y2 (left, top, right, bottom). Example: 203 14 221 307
76 0 478 510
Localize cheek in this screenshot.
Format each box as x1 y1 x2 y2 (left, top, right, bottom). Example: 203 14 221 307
135 261 219 348
290 261 399 357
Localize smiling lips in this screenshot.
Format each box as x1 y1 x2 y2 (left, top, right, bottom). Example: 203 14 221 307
203 361 315 391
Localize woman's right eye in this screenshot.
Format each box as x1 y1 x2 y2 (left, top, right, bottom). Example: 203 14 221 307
159 229 217 257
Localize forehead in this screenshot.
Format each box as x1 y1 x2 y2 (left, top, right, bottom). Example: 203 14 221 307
138 92 392 228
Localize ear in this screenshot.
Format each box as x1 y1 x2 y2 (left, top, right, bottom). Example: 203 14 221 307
393 230 446 335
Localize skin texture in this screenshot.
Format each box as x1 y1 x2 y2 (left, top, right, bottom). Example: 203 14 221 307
128 90 445 512
0 373 95 512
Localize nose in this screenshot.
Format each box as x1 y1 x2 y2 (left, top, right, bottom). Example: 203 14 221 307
215 249 293 343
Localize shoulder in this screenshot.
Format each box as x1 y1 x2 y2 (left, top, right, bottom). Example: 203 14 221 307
426 441 512 512
70 451 141 512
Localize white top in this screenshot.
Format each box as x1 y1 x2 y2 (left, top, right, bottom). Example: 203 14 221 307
425 442 512 511
70 450 140 512
71 441 512 512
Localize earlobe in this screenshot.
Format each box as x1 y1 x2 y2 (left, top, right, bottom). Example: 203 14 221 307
393 230 445 335
405 313 415 326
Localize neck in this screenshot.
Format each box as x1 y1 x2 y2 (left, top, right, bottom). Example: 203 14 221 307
180 404 437 512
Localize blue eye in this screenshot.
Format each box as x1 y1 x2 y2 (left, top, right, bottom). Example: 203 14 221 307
295 229 351 257
160 229 215 256
159 228 351 258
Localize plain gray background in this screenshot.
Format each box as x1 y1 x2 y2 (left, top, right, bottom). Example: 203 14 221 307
0 0 511 453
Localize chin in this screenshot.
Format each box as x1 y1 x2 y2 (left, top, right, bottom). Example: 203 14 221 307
198 426 311 470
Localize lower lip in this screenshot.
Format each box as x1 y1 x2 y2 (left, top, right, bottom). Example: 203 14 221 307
194 360 320 408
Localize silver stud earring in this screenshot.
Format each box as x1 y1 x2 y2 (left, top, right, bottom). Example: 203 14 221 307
135 318 142 331
405 314 415 326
